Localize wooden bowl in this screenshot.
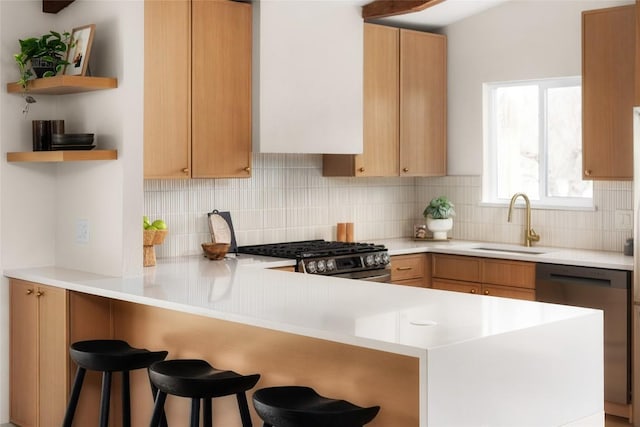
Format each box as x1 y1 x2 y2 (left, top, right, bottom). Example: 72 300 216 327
202 243 230 260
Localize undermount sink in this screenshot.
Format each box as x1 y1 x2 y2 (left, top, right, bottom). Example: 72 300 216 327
469 243 552 255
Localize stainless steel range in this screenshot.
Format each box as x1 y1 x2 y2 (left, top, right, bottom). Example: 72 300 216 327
237 240 391 282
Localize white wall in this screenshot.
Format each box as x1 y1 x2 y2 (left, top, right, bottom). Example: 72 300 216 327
444 0 633 175
0 0 144 421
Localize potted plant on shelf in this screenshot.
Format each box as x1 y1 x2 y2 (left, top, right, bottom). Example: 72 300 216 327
423 196 455 240
14 30 72 90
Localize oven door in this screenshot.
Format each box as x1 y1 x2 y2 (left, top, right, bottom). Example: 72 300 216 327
330 268 391 283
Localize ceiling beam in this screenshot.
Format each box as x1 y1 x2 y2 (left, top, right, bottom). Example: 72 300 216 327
362 0 446 20
42 0 75 14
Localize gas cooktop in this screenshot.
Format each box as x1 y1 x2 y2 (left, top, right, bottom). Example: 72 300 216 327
237 240 390 278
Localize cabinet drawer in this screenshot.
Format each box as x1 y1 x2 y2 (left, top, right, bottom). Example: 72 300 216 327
482 284 536 301
482 259 535 289
432 254 481 282
270 266 296 272
432 278 481 295
391 254 426 281
394 278 427 288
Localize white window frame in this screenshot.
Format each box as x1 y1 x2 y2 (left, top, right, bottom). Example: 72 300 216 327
482 76 593 210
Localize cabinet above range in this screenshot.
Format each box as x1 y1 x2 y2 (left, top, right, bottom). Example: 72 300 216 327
323 24 447 177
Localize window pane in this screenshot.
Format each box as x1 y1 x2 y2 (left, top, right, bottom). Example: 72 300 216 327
495 85 539 199
547 86 592 198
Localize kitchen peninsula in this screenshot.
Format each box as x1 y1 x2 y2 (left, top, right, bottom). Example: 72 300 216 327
6 253 603 427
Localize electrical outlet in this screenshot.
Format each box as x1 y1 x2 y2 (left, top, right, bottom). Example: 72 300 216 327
75 219 89 244
614 210 633 231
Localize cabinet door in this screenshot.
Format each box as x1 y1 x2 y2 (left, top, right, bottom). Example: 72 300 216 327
582 5 635 180
432 254 481 282
144 0 191 178
360 23 399 177
192 0 252 178
400 29 446 177
482 259 535 289
10 280 38 427
432 278 480 295
38 285 68 426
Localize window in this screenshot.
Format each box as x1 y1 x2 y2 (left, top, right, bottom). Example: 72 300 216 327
483 77 592 209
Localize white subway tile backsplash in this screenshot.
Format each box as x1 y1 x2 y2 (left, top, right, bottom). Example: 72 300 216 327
145 155 632 257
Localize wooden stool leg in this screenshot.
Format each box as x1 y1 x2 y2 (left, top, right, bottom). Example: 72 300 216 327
122 370 131 427
236 392 253 427
149 390 167 427
99 371 112 427
62 366 86 427
190 398 201 427
203 398 213 427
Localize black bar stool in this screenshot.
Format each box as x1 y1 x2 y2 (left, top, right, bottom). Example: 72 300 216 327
252 386 380 427
148 359 260 427
62 339 168 427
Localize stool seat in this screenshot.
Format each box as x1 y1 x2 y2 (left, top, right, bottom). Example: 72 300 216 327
150 359 260 398
149 359 260 427
63 339 168 427
253 386 380 427
70 339 168 372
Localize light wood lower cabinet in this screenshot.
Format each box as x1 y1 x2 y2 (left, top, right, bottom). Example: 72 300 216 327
10 280 114 427
390 254 431 287
431 254 535 301
10 280 68 427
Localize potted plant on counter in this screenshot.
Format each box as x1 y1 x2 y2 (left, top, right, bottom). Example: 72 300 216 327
14 30 72 90
423 196 455 240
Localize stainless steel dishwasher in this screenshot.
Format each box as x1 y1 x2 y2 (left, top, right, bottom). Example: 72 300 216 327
536 263 631 406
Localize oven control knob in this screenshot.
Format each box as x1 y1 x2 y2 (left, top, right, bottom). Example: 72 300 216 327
326 259 336 271
317 260 326 272
306 261 317 273
374 254 382 265
381 253 390 265
365 255 375 267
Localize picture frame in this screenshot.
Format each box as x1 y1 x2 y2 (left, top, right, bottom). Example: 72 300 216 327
64 24 95 76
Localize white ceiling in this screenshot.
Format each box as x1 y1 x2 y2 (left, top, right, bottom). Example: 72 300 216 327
370 0 513 30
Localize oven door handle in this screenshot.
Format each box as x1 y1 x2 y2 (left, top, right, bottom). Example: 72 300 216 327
362 272 391 283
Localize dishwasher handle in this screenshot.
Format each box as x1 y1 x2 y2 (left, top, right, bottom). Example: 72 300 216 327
547 273 614 288
536 263 630 290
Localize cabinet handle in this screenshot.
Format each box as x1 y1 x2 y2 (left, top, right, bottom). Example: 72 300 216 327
26 289 34 295
396 267 412 271
584 169 591 176
244 167 251 173
182 168 190 174
470 289 476 294
403 167 409 172
484 290 490 295
36 290 44 297
358 167 365 173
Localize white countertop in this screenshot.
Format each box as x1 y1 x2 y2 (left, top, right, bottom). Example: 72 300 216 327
4 252 598 358
378 238 633 270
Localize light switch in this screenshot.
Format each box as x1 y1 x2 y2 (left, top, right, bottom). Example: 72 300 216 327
614 210 633 231
76 219 89 244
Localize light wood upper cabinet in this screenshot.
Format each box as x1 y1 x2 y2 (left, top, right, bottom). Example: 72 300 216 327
582 4 635 180
10 280 68 427
144 0 251 179
636 0 640 105
323 24 446 177
400 29 447 177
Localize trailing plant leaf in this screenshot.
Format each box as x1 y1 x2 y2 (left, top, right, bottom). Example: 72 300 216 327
14 31 71 90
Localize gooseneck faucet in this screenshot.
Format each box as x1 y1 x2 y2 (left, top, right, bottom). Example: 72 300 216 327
507 193 540 247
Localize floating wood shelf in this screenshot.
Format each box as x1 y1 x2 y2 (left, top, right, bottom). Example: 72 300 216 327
7 150 118 163
6 76 118 95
